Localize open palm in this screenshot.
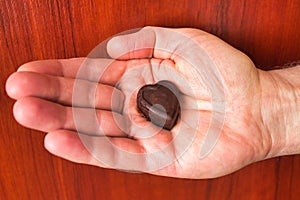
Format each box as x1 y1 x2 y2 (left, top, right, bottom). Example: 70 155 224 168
6 27 270 178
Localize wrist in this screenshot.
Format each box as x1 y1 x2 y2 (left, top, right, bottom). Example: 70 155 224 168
258 66 300 158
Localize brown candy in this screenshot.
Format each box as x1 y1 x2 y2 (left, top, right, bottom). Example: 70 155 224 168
136 80 180 130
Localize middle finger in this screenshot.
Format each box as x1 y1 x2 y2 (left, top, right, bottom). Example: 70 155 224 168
6 71 125 113
13 97 128 137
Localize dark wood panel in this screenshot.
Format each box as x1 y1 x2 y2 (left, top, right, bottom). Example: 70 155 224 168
1 0 299 199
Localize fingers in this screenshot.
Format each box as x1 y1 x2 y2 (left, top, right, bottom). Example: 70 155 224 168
44 130 96 164
44 129 177 173
17 58 85 77
44 130 145 168
18 58 128 85
6 72 124 112
13 97 127 137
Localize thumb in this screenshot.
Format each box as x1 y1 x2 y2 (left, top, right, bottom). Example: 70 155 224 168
107 27 185 60
107 27 155 60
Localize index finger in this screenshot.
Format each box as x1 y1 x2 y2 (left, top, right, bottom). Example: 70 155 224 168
18 58 128 85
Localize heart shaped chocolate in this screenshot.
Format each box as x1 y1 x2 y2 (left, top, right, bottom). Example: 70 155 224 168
137 80 180 130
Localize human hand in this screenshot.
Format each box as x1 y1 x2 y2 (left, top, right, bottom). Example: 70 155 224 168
6 27 298 178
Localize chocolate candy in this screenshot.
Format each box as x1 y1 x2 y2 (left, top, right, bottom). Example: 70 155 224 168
137 80 180 130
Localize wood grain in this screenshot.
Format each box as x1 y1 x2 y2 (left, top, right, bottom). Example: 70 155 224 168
1 0 299 199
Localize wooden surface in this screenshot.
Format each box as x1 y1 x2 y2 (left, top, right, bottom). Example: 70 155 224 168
1 0 300 199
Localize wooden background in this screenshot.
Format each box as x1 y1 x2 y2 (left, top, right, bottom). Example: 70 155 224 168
1 0 300 199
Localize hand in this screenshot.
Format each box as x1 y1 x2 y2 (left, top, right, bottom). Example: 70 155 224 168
6 27 282 178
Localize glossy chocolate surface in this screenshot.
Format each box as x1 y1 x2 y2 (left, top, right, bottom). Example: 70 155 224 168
137 80 180 130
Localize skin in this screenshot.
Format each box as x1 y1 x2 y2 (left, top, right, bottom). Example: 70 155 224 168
5 27 300 179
